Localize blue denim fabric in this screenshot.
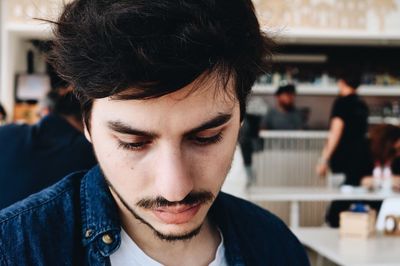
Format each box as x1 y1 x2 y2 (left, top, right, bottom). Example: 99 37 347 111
0 166 309 266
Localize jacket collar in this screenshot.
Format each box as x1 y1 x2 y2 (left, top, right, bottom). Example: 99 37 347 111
210 193 245 266
80 165 121 256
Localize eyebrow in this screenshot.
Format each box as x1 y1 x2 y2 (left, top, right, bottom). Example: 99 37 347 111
107 121 159 138
184 113 232 135
107 113 232 138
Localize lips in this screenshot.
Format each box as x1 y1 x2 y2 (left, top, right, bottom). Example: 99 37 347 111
152 204 201 224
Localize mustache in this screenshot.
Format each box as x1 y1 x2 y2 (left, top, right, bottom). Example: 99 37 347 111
136 191 214 209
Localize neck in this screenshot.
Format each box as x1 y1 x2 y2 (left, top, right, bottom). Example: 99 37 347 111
278 104 294 113
127 217 220 266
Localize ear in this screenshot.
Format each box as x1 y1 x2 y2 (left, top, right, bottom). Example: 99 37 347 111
84 124 92 143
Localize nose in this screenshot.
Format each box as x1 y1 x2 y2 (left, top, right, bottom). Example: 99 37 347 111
154 144 194 202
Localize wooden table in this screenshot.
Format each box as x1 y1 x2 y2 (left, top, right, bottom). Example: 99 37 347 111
246 186 400 228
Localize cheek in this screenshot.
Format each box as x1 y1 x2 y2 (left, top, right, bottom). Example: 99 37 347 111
91 132 150 194
94 133 126 169
188 132 238 188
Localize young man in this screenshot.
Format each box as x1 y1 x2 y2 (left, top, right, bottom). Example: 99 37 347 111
0 1 309 265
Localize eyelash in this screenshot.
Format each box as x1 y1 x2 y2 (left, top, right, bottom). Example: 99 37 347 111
190 132 223 146
117 140 150 151
117 132 223 151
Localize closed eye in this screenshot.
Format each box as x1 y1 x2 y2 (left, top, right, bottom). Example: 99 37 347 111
117 132 223 151
117 140 151 151
190 132 223 145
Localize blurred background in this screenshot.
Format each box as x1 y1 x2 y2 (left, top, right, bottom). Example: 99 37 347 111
1 1 400 265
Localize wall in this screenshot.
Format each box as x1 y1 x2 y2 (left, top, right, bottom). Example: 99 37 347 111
0 0 61 120
4 0 71 24
254 0 400 44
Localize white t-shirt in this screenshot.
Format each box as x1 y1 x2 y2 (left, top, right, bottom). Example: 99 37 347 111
110 228 228 266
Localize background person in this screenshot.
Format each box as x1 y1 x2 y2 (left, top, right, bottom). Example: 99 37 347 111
316 69 373 227
361 124 400 191
255 83 306 185
0 80 97 210
0 103 6 125
260 83 305 130
316 69 372 185
238 113 261 186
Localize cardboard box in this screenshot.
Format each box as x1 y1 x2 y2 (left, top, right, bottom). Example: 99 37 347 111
339 210 376 238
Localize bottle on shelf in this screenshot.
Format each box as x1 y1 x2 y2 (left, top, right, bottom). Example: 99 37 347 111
382 166 393 193
372 166 382 190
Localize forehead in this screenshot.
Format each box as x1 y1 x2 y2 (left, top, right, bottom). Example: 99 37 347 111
90 76 239 132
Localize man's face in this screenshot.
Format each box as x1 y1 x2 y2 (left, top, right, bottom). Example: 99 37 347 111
277 92 295 110
85 76 240 240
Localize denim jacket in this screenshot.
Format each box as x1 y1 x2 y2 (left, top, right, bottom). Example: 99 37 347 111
0 166 309 266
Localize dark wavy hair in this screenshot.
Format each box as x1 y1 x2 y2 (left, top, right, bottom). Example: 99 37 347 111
42 90 82 120
48 0 274 127
369 124 400 165
335 66 362 89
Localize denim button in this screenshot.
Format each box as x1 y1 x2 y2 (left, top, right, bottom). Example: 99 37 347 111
85 229 93 238
102 234 113 244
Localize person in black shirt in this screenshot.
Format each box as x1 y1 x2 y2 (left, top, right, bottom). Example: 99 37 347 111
316 70 374 227
316 71 372 185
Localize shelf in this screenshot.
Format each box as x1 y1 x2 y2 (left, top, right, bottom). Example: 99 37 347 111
259 130 328 139
273 30 400 46
4 23 53 39
252 84 400 96
368 116 400 126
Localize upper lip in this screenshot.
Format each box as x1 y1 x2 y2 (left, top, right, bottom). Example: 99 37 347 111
154 204 199 214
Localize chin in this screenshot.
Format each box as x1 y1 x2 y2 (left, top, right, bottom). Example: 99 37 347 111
150 221 204 242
